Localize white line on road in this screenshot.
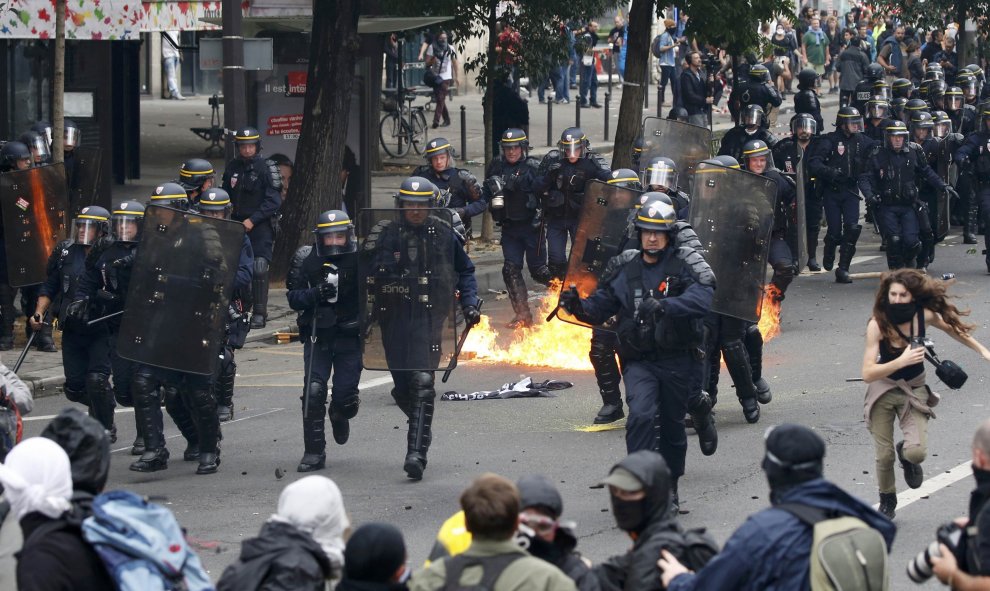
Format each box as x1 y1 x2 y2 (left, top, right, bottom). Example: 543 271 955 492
873 460 974 512
852 255 882 265
24 408 135 422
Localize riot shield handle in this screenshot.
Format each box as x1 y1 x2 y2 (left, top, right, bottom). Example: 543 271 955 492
442 299 484 384
13 309 51 374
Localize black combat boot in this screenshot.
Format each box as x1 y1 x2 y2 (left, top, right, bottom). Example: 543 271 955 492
878 492 897 519
668 477 680 517
590 334 624 424
822 232 840 271
403 372 435 481
329 397 360 445
164 386 200 461
129 392 169 472
548 262 568 283
251 258 270 329
186 386 220 475
85 373 116 441
834 224 861 284
503 263 533 329
215 356 236 422
298 381 328 471
964 197 979 244
896 441 924 489
723 341 760 423
688 391 718 456
130 435 145 456
807 229 822 271
744 326 771 404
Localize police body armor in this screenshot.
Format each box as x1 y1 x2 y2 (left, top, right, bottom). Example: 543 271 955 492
854 80 875 113
974 136 990 183
541 150 609 217
487 156 540 223
951 106 978 136
794 90 821 120
287 245 359 333
821 131 872 192
875 147 922 206
227 156 282 220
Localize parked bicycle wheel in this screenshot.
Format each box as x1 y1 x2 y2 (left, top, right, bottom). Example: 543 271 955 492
410 109 428 155
379 111 410 158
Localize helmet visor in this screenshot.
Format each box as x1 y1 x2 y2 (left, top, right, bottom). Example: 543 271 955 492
947 95 964 110
64 126 80 149
933 120 951 138
961 81 977 99
559 141 583 158
643 166 678 190
911 125 931 141
792 117 817 136
111 216 142 243
743 109 762 127
71 218 105 246
841 116 864 133
26 136 51 162
315 228 357 257
867 102 890 119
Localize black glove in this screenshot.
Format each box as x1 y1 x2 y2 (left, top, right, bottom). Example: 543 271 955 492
547 161 562 174
559 286 583 316
66 298 89 323
95 290 118 305
111 254 134 268
945 186 959 201
865 193 880 208
318 281 337 303
462 305 481 327
636 297 665 322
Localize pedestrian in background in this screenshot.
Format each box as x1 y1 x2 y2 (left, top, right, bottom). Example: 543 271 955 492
162 31 184 100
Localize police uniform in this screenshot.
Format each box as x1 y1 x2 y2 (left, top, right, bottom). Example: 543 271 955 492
773 126 822 270
794 69 824 133
286 213 361 473
954 109 990 270
221 127 283 328
739 66 782 125
413 138 485 235
717 107 779 163
910 114 941 268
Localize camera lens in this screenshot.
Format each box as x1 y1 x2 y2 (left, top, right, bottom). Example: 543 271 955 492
906 541 941 583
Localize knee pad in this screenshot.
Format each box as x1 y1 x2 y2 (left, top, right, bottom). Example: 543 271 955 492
501 261 522 282
253 257 270 275
331 397 360 419
188 387 217 415
131 374 160 404
589 333 618 360
530 266 553 286
687 391 712 415
85 372 112 396
64 386 87 404
771 261 797 279
305 381 328 404
410 371 435 400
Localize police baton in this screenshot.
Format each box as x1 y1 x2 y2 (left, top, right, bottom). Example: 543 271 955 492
87 310 125 326
442 299 483 384
13 309 52 374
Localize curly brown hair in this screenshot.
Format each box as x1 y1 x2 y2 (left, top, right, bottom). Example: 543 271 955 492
873 268 974 344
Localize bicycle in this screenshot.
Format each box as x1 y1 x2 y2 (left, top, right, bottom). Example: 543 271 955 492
379 89 428 158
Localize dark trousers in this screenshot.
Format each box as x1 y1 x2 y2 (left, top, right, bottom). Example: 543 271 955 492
501 221 546 273
807 194 824 245
878 204 920 245
433 79 451 125
823 189 860 235
580 64 599 105
302 333 362 407
546 217 578 267
111 350 137 407
979 188 990 254
61 326 113 393
245 219 274 261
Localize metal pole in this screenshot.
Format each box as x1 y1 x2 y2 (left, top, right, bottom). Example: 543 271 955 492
604 92 610 141
547 98 553 147
644 53 650 111
222 0 246 162
608 49 613 92
575 67 581 128
657 82 663 118
460 105 467 161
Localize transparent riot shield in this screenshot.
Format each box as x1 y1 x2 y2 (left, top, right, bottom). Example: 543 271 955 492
117 205 245 375
689 162 776 322
358 208 459 372
69 146 102 211
558 180 642 328
0 163 69 287
794 146 809 269
639 117 712 181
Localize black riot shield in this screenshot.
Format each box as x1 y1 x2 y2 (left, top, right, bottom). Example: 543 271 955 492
639 117 712 181
69 146 102 211
936 139 957 241
690 162 776 322
558 180 642 328
0 163 69 287
358 208 459 372
117 205 244 375
794 145 809 269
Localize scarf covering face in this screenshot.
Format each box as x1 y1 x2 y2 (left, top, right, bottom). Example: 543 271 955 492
0 437 72 520
270 475 349 570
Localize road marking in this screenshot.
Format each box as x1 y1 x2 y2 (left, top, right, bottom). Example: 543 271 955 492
24 408 135 422
851 255 882 264
110 407 285 454
237 371 298 378
872 460 974 511
574 422 625 432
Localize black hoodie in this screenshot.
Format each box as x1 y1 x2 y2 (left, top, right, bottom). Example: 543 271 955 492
592 451 717 591
217 520 331 591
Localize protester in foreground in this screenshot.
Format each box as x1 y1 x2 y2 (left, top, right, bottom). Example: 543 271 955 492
337 522 410 591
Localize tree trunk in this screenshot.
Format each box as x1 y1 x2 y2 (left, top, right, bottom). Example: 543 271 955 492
271 0 361 281
52 0 65 164
610 0 654 169
478 0 498 244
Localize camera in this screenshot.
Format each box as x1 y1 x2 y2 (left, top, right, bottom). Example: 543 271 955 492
324 268 339 304
700 53 720 75
907 522 965 583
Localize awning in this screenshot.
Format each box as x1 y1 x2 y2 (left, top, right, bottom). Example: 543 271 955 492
0 1 225 40
198 15 452 36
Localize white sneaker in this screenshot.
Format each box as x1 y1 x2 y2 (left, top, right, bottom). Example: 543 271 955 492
172 93 186 100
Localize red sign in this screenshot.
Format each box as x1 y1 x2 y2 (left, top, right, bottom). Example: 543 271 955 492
267 114 304 138
286 71 307 97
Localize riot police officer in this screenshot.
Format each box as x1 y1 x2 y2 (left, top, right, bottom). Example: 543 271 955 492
484 129 551 329
808 106 877 283
954 108 990 272
177 158 216 206
0 142 31 351
286 209 360 472
560 199 714 512
194 189 254 423
536 127 612 280
640 157 690 218
946 87 980 243
909 111 941 269
222 126 283 329
946 86 976 135
413 138 485 236
363 177 480 480
739 64 782 124
773 113 822 270
958 68 980 107
32 207 116 439
854 63 886 115
18 131 51 167
859 121 952 270
631 136 645 172
742 139 796 298
75 201 145 454
864 97 894 142
794 68 824 134
718 105 778 163
891 78 914 101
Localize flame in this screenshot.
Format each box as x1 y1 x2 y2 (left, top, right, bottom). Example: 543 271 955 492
462 282 593 370
757 284 783 342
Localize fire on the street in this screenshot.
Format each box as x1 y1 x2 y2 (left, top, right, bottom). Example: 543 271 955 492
462 282 783 370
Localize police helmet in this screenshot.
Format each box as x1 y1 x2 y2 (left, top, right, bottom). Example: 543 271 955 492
196 188 233 219
111 201 145 243
866 97 891 120
890 97 908 116
741 104 765 128
797 68 818 90
713 155 741 169
982 108 990 131
835 106 864 133
18 131 51 164
177 158 216 192
641 157 678 190
968 64 985 83
424 137 454 163
790 112 818 136
558 127 587 159
636 191 674 209
956 70 978 99
741 139 771 171
233 127 262 153
631 136 645 169
0 141 32 172
634 198 676 232
749 64 771 83
871 80 892 101
607 168 643 191
72 205 110 246
667 107 689 122
909 111 934 141
865 63 885 81
925 63 945 81
313 209 357 257
927 79 947 102
883 120 910 152
891 78 914 99
904 98 928 114
500 128 529 158
932 111 952 138
944 86 965 111
63 118 80 150
30 121 52 146
396 176 438 205
149 182 191 210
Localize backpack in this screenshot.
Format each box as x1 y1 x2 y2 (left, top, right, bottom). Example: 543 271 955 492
440 552 524 590
651 34 664 59
778 504 889 591
82 490 214 591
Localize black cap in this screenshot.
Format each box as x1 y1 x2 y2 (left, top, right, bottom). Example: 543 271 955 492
763 424 825 475
343 523 406 583
517 474 564 518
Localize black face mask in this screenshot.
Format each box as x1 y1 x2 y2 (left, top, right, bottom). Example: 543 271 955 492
521 533 563 563
974 466 990 486
887 302 917 325
611 496 647 532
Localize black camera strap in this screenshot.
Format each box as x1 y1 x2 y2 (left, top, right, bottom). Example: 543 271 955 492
893 308 942 368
